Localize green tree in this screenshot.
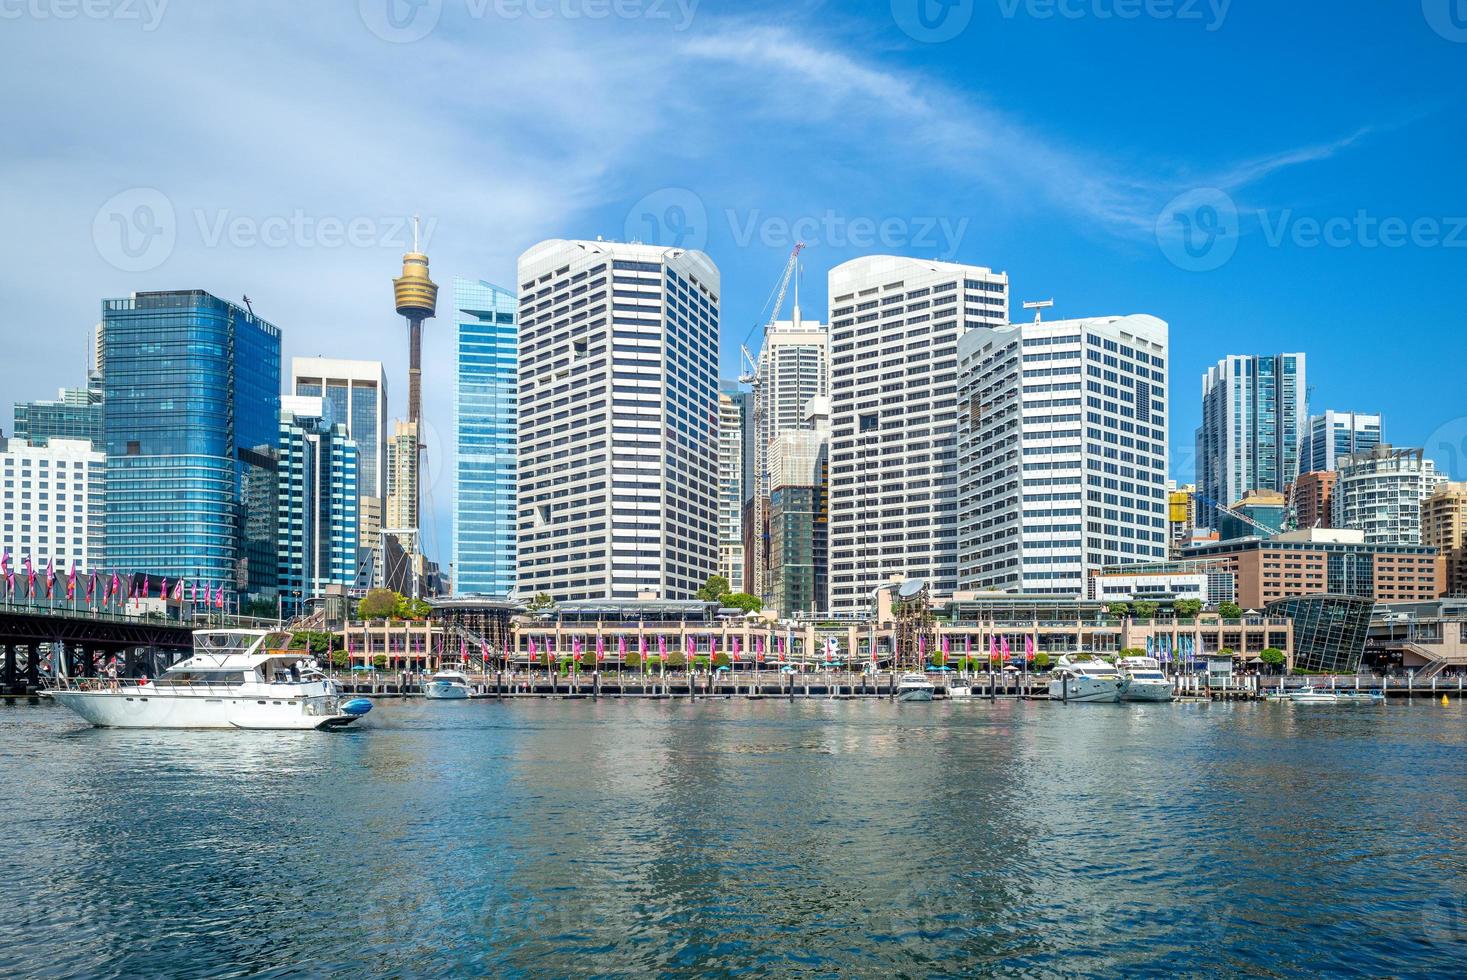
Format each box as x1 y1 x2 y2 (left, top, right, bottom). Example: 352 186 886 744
626 650 643 670
713 651 731 668
1132 601 1160 622
1218 601 1243 621
1259 647 1286 673
393 596 432 621
1107 601 1132 620
697 575 731 602
330 648 349 669
931 650 946 667
1173 598 1203 619
718 592 762 613
525 593 556 614
1119 647 1146 658
668 649 687 669
371 654 388 670
1034 652 1051 669
358 588 398 620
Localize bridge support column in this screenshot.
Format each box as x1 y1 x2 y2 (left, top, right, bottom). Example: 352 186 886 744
3 643 16 694
25 644 40 690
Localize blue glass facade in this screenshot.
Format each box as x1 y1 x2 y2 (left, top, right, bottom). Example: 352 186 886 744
101 290 281 603
277 399 359 615
13 379 104 448
452 278 517 596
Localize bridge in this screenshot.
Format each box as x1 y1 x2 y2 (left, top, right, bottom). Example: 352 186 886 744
0 600 259 694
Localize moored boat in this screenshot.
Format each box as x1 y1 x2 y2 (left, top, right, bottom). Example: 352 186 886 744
47 629 368 730
1048 656 1123 703
424 665 472 700
1116 655 1174 702
896 673 936 702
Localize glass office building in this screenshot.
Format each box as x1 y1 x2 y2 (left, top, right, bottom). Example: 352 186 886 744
14 378 104 447
101 290 282 605
1300 410 1383 475
277 396 359 615
1196 353 1306 524
452 277 517 596
1266 595 1373 673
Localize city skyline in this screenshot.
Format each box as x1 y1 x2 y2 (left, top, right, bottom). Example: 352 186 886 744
3 2 1464 561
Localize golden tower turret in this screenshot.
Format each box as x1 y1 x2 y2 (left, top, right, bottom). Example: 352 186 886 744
393 216 437 424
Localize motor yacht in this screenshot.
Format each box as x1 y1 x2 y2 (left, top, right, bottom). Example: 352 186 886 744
1116 655 1174 702
47 629 370 730
1288 686 1341 704
424 665 472 700
895 673 936 702
1048 656 1123 703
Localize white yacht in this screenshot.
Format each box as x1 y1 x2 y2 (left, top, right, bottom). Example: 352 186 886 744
1288 686 1340 704
424 665 472 700
1048 656 1123 703
47 629 370 730
1116 656 1174 702
895 673 936 702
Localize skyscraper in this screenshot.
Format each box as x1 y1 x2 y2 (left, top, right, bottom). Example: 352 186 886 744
1195 353 1306 522
956 314 1170 595
1333 445 1445 545
516 239 719 601
391 225 437 560
766 397 830 616
1 437 105 576
290 357 387 571
1424 482 1467 596
826 256 1010 612
14 377 103 448
717 388 748 594
750 311 827 602
1299 410 1382 474
276 395 359 615
452 277 518 597
101 290 281 603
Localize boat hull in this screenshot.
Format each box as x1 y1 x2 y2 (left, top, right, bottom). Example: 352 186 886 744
424 684 471 700
50 690 356 730
1048 677 1122 703
1120 680 1174 702
897 689 935 702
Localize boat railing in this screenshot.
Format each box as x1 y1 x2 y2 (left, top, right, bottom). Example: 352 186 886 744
46 676 332 695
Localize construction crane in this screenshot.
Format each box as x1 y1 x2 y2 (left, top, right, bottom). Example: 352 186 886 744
1195 492 1277 537
738 242 806 385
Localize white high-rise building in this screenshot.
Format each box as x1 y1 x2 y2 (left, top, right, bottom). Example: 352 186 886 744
0 437 105 576
826 256 1010 612
1299 410 1383 474
516 239 720 601
956 315 1170 595
717 389 747 593
751 308 827 601
1333 445 1445 545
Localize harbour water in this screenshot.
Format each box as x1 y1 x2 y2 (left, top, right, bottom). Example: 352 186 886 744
2 698 1465 977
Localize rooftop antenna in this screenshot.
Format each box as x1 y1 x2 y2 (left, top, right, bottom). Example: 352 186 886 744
412 214 420 253
241 294 254 316
1023 299 1054 323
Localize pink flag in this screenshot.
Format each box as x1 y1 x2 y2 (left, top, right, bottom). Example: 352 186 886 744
685 634 695 656
159 577 168 600
732 636 741 660
528 636 538 657
777 635 786 661
639 635 647 656
214 586 225 610
25 556 34 597
941 635 950 656
617 635 627 659
918 634 926 656
595 635 605 662
46 559 55 599
1001 636 1012 662
0 551 10 593
1025 635 1036 660
142 574 149 599
871 643 878 664
657 635 667 657
756 635 765 663
990 636 998 661
172 579 184 601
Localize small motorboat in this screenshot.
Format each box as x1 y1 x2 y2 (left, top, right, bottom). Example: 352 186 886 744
1288 686 1340 704
424 666 472 700
896 673 936 702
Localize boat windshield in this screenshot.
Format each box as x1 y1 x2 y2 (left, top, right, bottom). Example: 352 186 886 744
158 669 250 686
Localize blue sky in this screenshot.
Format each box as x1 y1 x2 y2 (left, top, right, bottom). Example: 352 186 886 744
2 0 1464 556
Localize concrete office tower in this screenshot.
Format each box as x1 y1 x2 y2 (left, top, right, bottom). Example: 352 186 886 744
1195 353 1306 522
1300 410 1382 474
290 357 388 563
1424 483 1467 596
766 397 830 616
276 396 360 616
452 278 518 597
516 239 720 601
826 256 1010 613
956 314 1170 596
717 388 748 594
385 420 420 535
750 307 828 601
0 437 105 575
101 290 281 604
1333 445 1446 545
